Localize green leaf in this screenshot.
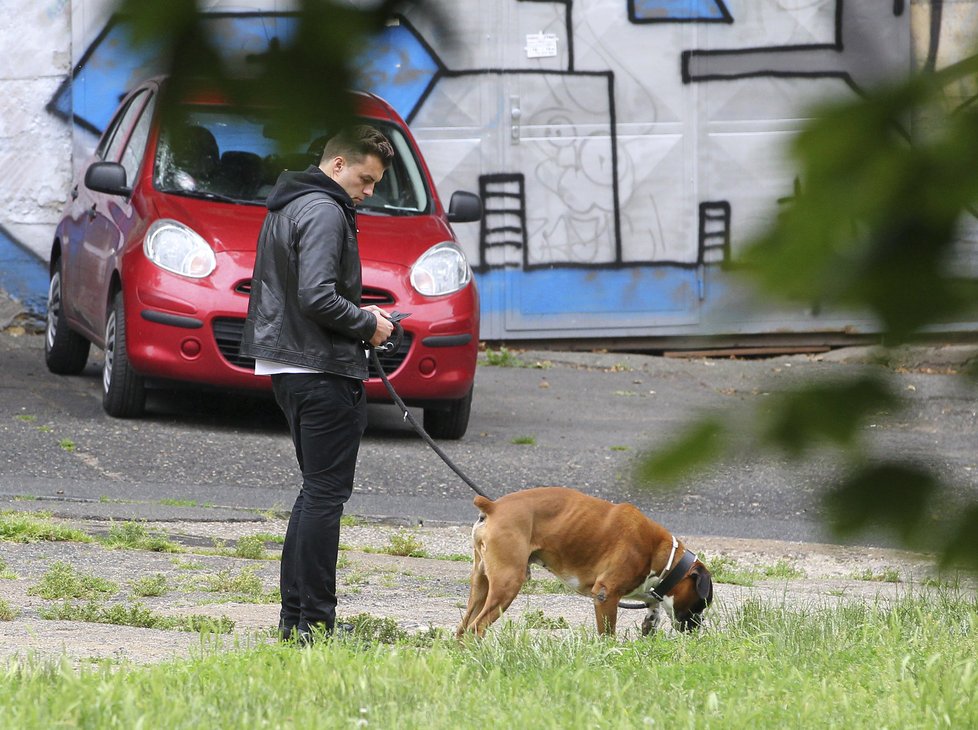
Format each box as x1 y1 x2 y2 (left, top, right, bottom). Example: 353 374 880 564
761 375 899 457
823 463 942 545
939 504 978 571
635 418 726 486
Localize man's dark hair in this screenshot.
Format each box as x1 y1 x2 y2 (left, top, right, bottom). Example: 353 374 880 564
321 125 394 169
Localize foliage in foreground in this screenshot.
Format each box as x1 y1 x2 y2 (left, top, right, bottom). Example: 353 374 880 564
639 54 978 569
1 595 976 729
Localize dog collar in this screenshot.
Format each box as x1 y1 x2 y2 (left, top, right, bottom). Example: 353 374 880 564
648 540 697 602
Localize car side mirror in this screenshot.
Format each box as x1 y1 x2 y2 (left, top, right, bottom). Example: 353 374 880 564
85 161 131 197
447 190 482 223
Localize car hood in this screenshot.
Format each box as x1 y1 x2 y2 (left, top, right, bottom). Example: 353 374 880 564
152 195 267 253
357 213 457 267
154 193 459 264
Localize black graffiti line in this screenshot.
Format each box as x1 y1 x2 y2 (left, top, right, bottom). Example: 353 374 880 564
679 0 916 96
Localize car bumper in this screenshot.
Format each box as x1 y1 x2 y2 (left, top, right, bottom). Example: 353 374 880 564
122 252 479 403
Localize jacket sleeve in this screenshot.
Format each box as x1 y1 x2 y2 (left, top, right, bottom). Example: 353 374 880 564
293 200 377 342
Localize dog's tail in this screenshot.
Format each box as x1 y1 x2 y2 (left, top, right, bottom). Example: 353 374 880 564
473 495 494 514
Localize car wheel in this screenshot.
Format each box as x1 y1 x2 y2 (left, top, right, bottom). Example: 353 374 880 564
102 291 145 418
44 260 91 375
423 386 473 440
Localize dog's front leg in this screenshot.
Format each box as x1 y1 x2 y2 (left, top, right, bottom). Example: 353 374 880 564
591 584 619 635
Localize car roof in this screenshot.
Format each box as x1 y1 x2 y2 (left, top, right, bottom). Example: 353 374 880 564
135 76 399 123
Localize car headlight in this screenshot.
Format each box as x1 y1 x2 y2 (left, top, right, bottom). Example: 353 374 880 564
410 242 472 296
143 219 217 278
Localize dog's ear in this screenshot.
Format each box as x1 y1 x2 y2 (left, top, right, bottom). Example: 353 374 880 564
693 565 713 605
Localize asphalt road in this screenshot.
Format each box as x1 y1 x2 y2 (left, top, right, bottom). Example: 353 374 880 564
1 331 976 548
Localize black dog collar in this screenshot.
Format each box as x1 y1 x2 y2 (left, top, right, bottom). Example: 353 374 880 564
649 549 697 601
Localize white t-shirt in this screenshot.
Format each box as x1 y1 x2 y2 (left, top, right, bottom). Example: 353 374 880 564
253 358 322 376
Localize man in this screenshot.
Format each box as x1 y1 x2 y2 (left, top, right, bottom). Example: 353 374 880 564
241 125 395 642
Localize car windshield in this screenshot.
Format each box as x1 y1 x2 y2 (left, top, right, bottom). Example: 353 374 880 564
153 105 430 214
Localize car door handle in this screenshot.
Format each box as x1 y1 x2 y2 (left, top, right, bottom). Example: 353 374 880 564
86 204 97 221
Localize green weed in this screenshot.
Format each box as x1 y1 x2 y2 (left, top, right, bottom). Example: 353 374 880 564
232 534 268 560
384 530 427 558
0 511 92 544
38 599 234 633
27 562 117 600
483 346 526 367
854 567 902 583
100 521 183 553
130 573 168 598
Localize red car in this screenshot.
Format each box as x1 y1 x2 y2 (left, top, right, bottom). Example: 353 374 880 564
46 77 482 438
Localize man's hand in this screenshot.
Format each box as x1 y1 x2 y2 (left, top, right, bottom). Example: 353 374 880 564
364 305 394 347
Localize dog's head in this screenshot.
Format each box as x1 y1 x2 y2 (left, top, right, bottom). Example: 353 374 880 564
668 561 714 632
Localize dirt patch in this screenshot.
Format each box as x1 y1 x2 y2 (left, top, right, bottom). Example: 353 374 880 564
0 517 972 666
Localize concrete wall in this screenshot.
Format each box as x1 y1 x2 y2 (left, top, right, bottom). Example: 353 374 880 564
2 0 976 339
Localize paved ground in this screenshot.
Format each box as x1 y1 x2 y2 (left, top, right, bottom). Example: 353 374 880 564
1 515 967 666
1 291 977 663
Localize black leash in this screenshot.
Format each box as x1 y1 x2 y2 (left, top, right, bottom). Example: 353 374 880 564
368 313 492 500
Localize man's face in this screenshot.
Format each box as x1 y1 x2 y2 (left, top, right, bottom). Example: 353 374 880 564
326 153 386 206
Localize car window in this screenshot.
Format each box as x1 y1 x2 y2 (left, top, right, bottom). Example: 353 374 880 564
119 93 156 186
153 104 430 213
100 90 150 164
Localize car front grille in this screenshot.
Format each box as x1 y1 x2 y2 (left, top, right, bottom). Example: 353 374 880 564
361 287 395 306
212 317 411 377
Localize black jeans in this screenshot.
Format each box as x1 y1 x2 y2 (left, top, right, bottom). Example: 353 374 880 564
271 372 367 634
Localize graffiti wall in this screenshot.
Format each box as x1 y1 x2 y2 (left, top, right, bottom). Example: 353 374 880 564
3 0 976 339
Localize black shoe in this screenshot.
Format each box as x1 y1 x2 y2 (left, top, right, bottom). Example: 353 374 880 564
277 621 299 643
291 622 356 647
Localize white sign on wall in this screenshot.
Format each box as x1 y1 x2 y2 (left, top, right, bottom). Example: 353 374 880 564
524 31 558 59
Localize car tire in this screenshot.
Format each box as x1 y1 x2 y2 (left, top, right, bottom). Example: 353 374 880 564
423 386 473 440
44 260 91 375
102 291 146 418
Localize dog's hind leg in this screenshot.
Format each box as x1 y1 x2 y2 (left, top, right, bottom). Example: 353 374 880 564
469 563 527 636
457 565 490 638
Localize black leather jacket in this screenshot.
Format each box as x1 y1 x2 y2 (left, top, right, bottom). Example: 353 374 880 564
241 166 377 380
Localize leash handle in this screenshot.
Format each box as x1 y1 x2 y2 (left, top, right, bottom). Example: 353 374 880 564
374 311 411 354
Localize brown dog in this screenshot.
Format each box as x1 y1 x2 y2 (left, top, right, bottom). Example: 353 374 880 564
457 487 713 637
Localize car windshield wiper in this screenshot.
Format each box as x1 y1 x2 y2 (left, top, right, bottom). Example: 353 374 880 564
185 190 245 204
160 187 249 205
358 205 418 217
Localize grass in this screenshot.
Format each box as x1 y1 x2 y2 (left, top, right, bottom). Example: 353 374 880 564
130 573 168 598
0 511 92 544
384 530 427 558
37 600 234 634
159 498 198 508
0 598 14 621
99 521 183 553
0 556 15 580
704 555 805 587
483 346 526 367
511 435 536 446
521 577 575 595
854 567 902 583
27 562 117 600
196 567 277 604
360 530 428 558
1 594 975 728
